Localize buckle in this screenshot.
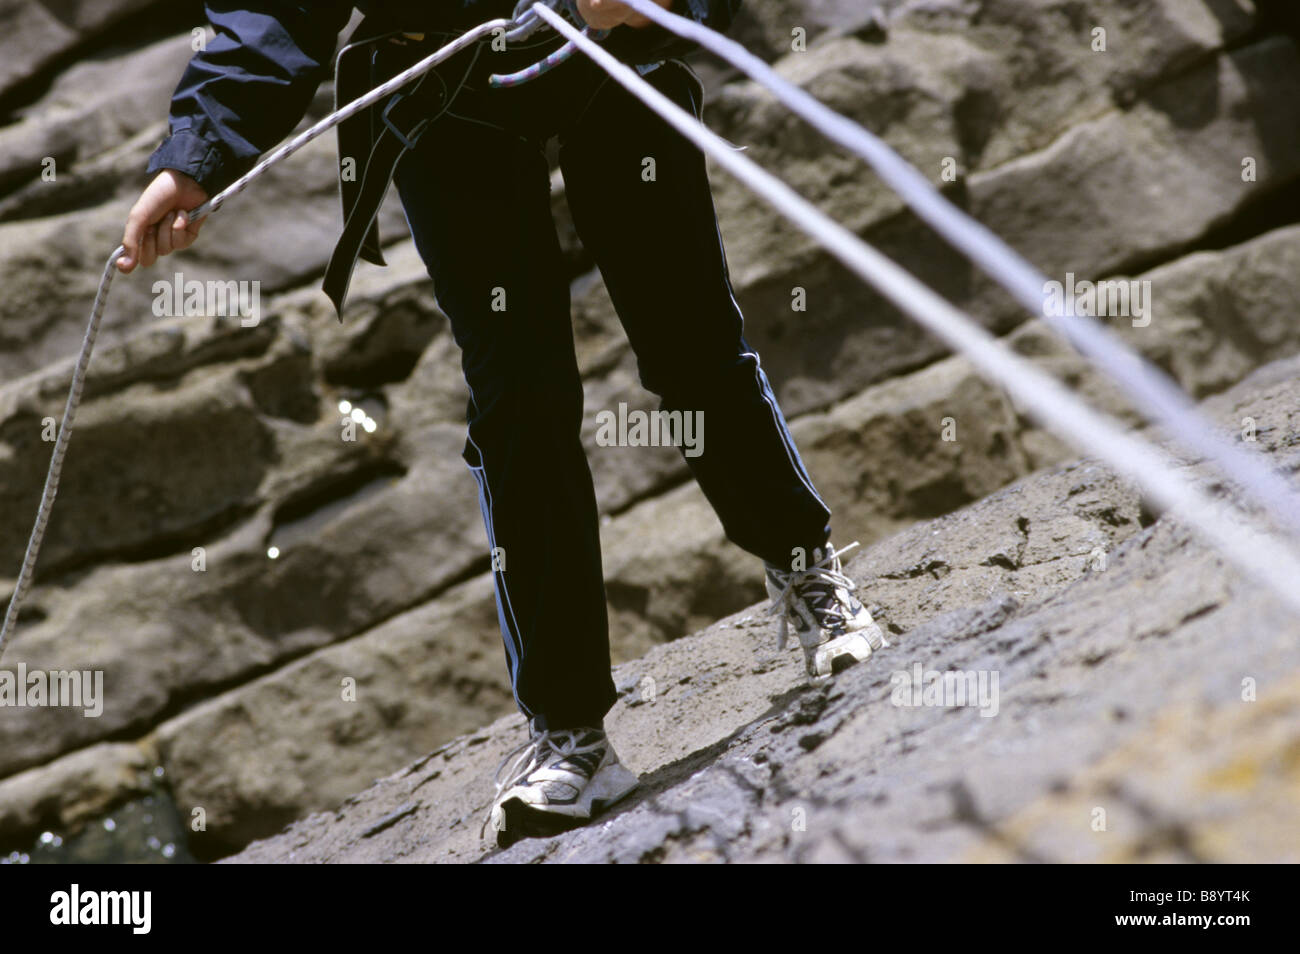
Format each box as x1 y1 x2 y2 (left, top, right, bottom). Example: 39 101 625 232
380 90 432 151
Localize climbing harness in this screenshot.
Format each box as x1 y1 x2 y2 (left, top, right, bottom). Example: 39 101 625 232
5 1 1300 668
324 1 606 311
323 30 486 311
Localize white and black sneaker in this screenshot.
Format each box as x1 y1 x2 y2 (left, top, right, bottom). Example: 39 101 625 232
484 724 639 849
765 541 889 678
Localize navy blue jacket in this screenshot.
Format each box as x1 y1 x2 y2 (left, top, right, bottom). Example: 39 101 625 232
147 0 743 195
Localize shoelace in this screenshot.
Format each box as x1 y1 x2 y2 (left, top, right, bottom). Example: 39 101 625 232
766 541 861 650
492 727 599 792
482 726 605 837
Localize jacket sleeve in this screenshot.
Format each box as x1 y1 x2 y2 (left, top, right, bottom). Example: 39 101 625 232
606 0 744 66
146 0 355 194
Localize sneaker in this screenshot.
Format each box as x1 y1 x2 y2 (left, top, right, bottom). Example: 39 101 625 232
765 541 889 677
483 724 639 848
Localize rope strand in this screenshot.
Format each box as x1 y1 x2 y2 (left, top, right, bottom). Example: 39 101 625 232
614 0 1300 538
0 245 124 659
5 6 1298 666
533 1 1300 616
0 22 514 663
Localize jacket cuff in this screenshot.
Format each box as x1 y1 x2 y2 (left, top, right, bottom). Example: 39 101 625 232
145 127 232 194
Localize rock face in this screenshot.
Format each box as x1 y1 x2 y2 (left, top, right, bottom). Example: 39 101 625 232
228 357 1300 864
0 0 160 103
1 0 1299 862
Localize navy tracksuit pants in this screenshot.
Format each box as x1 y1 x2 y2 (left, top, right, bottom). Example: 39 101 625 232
389 42 831 730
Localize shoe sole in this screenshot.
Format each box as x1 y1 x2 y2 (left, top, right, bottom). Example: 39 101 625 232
805 624 889 678
494 761 639 849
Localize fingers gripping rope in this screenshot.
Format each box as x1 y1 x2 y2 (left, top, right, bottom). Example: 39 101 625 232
2 9 610 662
0 20 519 663
532 2 1300 617
6 3 1300 667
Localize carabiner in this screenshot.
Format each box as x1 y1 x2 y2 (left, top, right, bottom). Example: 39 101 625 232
489 0 608 88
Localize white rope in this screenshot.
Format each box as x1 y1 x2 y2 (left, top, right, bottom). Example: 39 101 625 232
534 2 1300 614
6 7 1298 666
0 245 125 660
0 21 513 663
616 0 1300 539
187 18 513 222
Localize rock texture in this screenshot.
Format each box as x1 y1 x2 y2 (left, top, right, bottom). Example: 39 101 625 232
1 0 1298 862
228 356 1300 863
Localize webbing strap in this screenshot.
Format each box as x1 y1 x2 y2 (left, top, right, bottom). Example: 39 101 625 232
323 66 453 317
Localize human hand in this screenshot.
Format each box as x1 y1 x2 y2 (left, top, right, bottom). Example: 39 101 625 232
117 169 209 273
575 0 672 30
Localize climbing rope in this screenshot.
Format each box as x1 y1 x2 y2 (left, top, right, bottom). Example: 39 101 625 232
532 1 1300 615
0 244 125 659
614 0 1300 540
490 0 609 87
5 4 1300 667
0 16 521 662
186 17 514 224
